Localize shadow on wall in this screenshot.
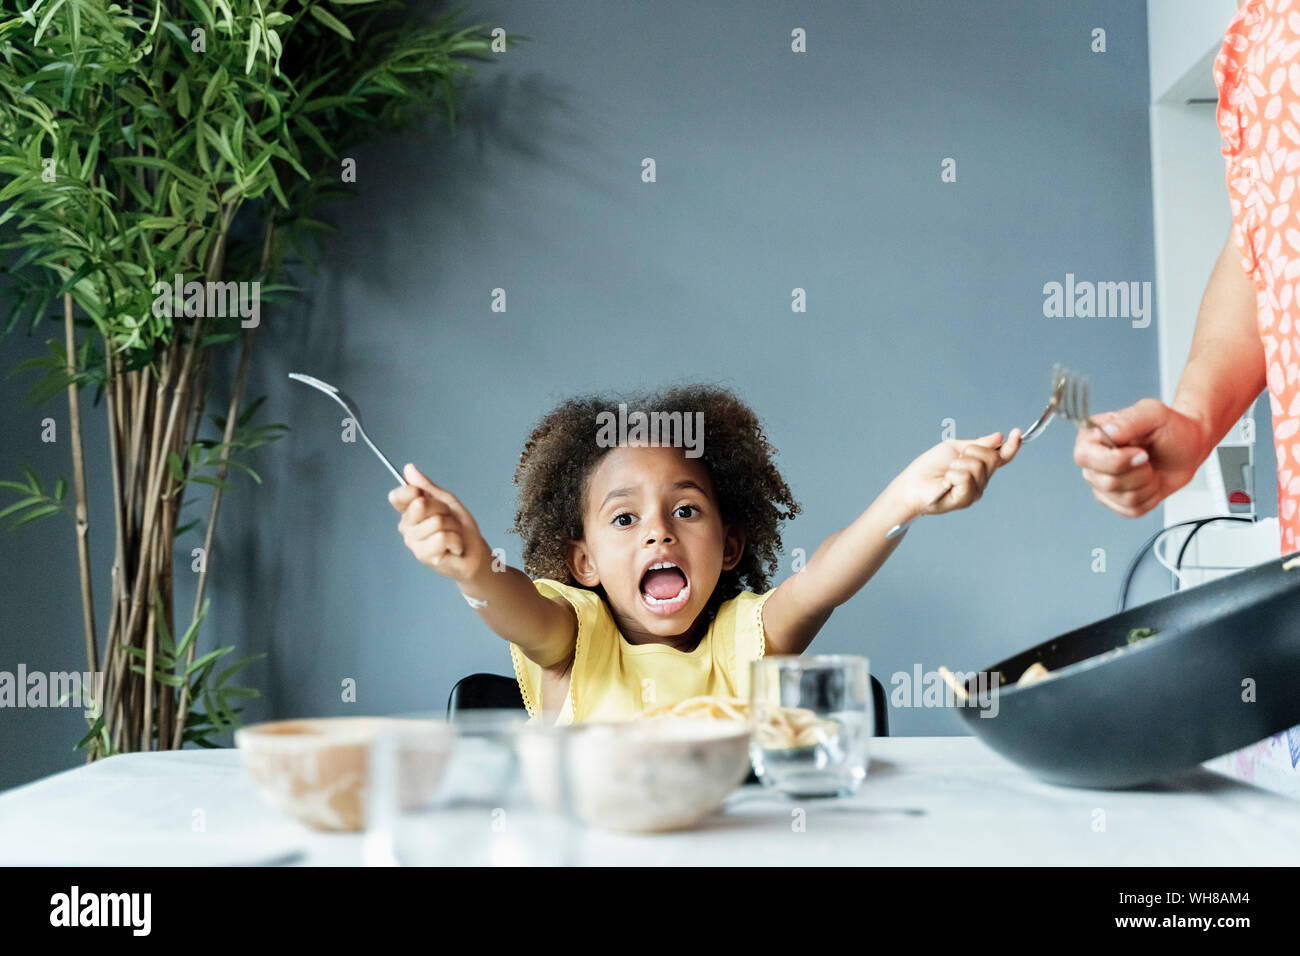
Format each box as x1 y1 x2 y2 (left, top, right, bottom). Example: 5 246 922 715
218 69 596 718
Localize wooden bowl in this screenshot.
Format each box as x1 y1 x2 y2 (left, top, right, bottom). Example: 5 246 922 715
518 718 752 832
235 717 453 832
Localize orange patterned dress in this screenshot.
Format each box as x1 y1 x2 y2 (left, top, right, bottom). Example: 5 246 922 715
1215 0 1300 554
1214 0 1300 797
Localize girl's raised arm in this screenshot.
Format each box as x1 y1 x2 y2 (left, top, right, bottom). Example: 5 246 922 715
390 463 576 667
761 431 1020 655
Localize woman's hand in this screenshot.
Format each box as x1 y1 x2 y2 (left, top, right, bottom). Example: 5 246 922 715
1074 399 1211 517
894 429 1023 519
388 463 493 584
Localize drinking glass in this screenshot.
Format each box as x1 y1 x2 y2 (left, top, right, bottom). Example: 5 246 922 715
364 709 577 866
748 655 873 798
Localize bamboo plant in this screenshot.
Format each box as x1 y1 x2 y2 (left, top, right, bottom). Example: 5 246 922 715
0 0 514 757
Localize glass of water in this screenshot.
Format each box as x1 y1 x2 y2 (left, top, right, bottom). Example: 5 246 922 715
365 709 577 866
748 655 873 798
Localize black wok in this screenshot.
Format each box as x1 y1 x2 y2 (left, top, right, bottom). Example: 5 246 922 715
953 550 1300 788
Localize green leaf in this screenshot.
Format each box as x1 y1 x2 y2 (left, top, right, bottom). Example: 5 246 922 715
33 0 69 45
201 65 228 111
74 715 105 753
175 74 191 119
56 260 97 297
245 21 262 75
203 688 225 731
175 597 211 659
9 503 62 528
220 687 260 698
215 652 265 687
224 459 262 484
185 645 234 677
237 395 267 427
130 664 186 687
189 475 232 491
54 478 66 501
0 495 46 520
155 594 176 657
167 450 184 482
309 5 355 41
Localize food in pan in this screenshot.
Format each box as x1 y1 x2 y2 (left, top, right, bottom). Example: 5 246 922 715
636 694 838 749
1013 627 1161 687
1016 662 1053 687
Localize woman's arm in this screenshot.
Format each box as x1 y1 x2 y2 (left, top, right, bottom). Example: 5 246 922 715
1170 230 1266 455
1075 229 1264 516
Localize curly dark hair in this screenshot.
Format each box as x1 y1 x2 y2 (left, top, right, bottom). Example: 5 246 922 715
510 383 800 622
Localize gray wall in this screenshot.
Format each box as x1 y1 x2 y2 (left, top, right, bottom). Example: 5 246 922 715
3 0 1190 790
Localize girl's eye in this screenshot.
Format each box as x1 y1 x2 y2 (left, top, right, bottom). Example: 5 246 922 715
675 505 698 518
613 512 636 527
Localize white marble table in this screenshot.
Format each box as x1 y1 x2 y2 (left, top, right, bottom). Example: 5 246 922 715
2 737 1297 865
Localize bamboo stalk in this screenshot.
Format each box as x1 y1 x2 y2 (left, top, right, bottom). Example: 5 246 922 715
172 211 275 749
124 340 181 752
64 293 98 678
118 331 189 673
125 367 147 538
106 342 177 754
140 577 157 751
154 359 190 751
172 328 256 749
111 196 230 754
99 349 128 762
99 370 143 758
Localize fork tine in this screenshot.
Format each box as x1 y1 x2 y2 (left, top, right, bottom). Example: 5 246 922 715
1081 377 1090 422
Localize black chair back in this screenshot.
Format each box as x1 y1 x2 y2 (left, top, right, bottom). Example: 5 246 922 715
447 672 889 736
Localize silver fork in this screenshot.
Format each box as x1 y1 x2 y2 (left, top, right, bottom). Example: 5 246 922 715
1054 363 1119 450
288 372 408 486
885 370 1066 540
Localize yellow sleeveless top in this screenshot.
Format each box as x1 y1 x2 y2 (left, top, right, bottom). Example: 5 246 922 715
509 578 775 725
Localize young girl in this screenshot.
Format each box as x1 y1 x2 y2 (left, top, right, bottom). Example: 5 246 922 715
388 384 1020 724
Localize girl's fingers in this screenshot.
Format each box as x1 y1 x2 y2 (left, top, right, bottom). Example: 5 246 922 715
398 493 444 535
955 432 1002 452
417 530 465 561
999 427 1022 462
956 443 999 472
409 512 456 541
388 484 419 512
948 455 990 490
946 470 978 506
403 463 476 527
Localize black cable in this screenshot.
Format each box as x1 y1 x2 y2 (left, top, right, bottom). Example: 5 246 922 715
1117 515 1256 612
1173 516 1255 588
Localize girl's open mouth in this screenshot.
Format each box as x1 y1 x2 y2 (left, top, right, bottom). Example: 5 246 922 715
639 562 691 615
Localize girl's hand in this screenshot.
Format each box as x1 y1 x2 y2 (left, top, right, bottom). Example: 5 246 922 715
388 463 492 584
894 429 1022 519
